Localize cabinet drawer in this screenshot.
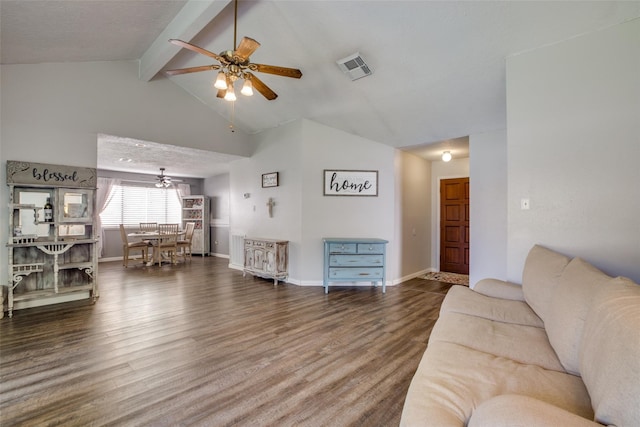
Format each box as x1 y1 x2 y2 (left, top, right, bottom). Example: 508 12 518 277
245 240 265 248
357 243 384 254
329 254 383 267
329 267 383 280
328 243 357 254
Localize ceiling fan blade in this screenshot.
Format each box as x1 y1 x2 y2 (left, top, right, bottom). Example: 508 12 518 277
234 37 261 61
247 72 277 100
165 65 220 76
252 64 302 79
169 39 226 63
217 88 226 99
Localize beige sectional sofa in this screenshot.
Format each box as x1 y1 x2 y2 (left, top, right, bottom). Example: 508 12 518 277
400 245 640 426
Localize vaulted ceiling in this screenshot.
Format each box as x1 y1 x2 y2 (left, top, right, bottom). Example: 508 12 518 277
2 1 639 176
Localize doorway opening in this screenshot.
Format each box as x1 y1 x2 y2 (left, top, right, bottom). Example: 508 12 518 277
439 177 469 275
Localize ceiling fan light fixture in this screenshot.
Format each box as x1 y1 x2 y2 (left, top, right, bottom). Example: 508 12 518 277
224 85 237 101
166 0 302 103
156 167 174 188
442 151 452 162
241 79 253 96
214 71 228 90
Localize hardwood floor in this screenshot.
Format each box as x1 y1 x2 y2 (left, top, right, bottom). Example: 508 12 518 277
1 257 452 426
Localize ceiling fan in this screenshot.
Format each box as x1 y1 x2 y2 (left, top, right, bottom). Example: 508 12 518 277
165 0 302 101
156 168 181 188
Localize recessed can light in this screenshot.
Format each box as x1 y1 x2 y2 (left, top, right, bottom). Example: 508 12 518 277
119 158 132 162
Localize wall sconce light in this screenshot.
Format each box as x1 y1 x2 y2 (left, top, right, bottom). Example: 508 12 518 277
442 151 452 162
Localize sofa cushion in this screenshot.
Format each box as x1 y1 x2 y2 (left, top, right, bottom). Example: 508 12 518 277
430 311 564 372
546 257 613 375
522 245 571 323
472 278 525 301
580 276 640 427
468 395 602 427
399 341 593 426
440 285 543 327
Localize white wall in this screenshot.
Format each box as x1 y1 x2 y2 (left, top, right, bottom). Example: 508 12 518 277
299 119 396 284
229 120 304 278
469 129 507 286
1 61 252 159
230 119 398 285
506 19 640 283
430 158 470 270
1 60 254 270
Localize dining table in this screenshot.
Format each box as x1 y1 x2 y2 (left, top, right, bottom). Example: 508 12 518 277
127 230 185 266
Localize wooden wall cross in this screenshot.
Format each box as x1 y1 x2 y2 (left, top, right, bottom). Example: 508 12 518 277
266 198 275 218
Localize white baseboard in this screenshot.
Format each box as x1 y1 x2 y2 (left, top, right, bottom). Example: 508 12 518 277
392 268 435 285
99 256 122 263
100 256 432 290
210 253 229 259
100 254 230 263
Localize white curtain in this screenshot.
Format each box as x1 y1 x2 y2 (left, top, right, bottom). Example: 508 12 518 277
176 183 191 202
96 177 120 257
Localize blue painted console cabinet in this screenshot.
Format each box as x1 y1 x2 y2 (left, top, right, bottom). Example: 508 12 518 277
322 238 388 294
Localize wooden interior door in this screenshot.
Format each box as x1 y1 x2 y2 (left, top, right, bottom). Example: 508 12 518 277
440 177 470 274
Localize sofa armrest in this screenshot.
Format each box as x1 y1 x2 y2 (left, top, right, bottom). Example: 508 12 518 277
469 395 601 427
472 278 525 301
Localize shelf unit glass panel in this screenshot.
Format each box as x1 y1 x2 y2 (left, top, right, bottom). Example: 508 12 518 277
17 190 53 237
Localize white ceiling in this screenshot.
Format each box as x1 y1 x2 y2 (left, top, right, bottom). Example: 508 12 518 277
97 134 244 178
2 0 639 176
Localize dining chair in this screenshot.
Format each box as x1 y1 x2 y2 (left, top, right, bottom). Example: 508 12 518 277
119 224 149 267
155 223 179 266
177 222 196 263
138 222 158 246
139 222 158 232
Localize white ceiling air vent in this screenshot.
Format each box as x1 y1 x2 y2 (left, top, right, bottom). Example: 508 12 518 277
336 52 372 81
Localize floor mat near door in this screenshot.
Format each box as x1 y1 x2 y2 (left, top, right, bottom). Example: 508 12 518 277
422 272 469 286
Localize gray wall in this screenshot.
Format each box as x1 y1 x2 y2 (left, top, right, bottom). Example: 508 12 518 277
205 173 231 256
395 150 432 281
506 19 640 283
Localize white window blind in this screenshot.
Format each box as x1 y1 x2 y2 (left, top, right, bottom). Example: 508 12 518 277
100 184 182 227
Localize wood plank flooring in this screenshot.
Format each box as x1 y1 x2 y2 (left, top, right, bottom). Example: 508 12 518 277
1 257 452 426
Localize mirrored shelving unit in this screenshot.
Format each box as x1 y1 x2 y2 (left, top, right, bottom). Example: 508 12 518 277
5 161 99 318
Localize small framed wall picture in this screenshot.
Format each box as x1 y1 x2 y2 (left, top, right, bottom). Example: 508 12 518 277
262 172 279 188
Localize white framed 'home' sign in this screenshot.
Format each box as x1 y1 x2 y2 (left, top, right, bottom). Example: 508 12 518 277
323 169 378 196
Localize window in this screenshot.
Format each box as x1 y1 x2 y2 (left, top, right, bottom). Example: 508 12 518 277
100 183 182 227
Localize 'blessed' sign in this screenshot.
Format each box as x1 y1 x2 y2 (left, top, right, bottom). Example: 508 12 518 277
7 161 97 188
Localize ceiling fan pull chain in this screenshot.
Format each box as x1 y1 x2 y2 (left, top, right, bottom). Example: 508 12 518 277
229 101 236 133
